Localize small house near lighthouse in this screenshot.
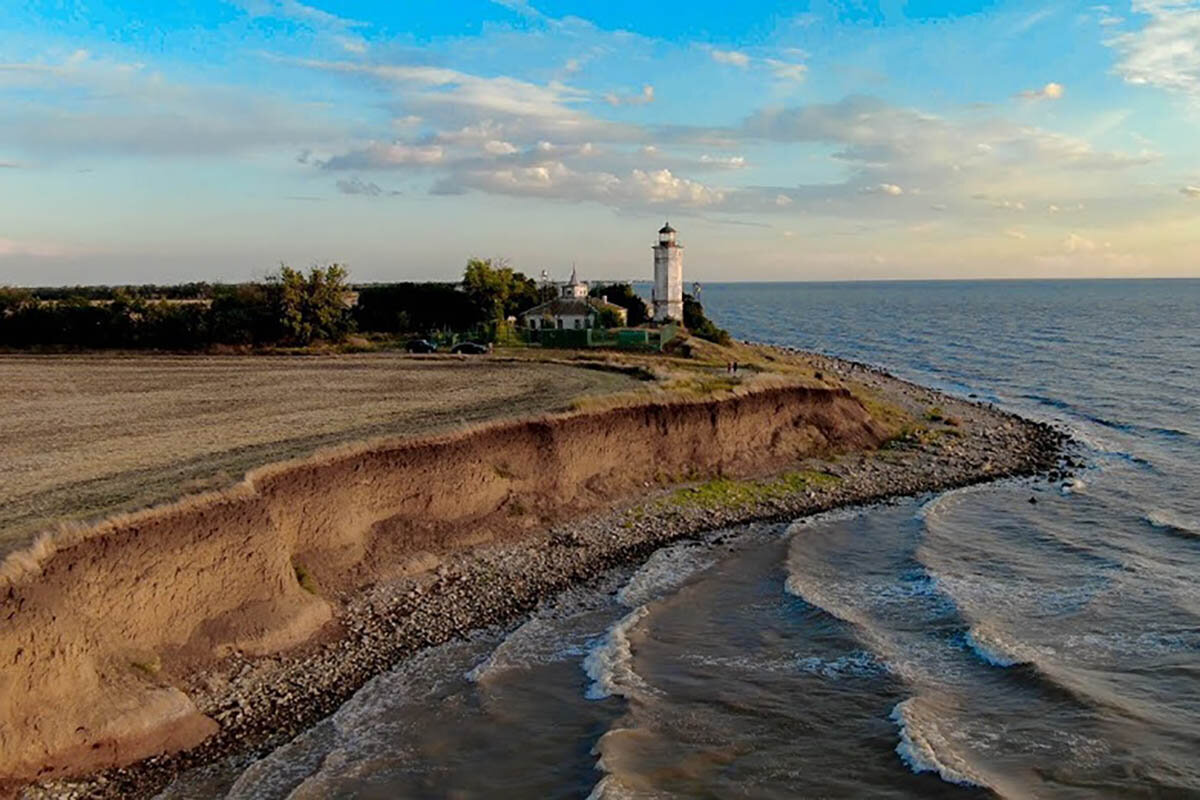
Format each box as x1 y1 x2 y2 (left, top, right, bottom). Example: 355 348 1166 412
518 266 627 331
652 222 684 322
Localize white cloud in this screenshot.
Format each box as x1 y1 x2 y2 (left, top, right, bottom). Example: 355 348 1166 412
1014 7 1055 32
766 59 808 82
335 36 367 54
0 237 82 258
0 53 346 157
335 176 399 196
432 161 726 209
321 142 444 169
1064 232 1097 252
484 140 519 155
1181 185 1200 197
294 59 590 121
1107 0 1200 100
236 0 369 52
699 154 747 168
1018 82 1065 100
631 168 726 205
711 49 751 68
861 182 904 196
604 85 654 106
1004 228 1028 239
236 0 363 29
741 96 1154 191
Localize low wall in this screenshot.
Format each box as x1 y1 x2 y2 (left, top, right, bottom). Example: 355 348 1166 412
0 384 886 782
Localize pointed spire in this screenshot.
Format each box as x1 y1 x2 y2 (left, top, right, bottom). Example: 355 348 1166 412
570 262 578 284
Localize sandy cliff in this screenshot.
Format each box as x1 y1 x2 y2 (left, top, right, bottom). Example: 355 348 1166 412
0 384 885 783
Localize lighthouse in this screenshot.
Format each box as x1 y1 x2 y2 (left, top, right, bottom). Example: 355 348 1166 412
651 222 683 323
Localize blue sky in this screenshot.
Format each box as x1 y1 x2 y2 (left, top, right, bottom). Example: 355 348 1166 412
1 0 1198 284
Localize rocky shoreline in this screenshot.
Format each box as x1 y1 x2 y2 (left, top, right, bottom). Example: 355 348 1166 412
23 355 1072 800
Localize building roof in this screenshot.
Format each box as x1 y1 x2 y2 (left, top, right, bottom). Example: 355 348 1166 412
520 297 627 318
659 222 676 234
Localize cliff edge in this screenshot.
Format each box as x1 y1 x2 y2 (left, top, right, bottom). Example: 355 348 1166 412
0 383 886 784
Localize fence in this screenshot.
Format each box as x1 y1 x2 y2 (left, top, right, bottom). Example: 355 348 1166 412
520 324 678 351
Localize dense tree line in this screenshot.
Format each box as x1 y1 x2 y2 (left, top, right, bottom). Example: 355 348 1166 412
0 266 353 349
21 282 215 302
0 258 728 350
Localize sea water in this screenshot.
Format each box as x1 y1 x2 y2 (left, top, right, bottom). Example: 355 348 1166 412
162 279 1200 799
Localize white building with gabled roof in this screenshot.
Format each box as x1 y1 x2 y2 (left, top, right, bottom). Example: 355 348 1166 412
519 267 627 330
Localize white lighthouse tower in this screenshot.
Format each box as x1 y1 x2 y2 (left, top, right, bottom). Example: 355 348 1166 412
651 222 684 322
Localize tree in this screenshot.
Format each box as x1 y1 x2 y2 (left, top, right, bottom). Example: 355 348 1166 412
209 283 281 345
461 258 540 321
589 282 648 327
354 282 482 333
274 264 354 345
597 306 624 329
683 293 731 346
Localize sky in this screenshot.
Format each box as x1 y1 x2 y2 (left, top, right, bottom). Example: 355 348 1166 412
1 0 1198 285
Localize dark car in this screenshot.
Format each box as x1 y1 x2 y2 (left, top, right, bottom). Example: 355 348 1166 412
451 341 489 355
405 338 438 353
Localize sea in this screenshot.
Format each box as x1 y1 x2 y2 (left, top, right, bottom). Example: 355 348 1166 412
162 279 1200 799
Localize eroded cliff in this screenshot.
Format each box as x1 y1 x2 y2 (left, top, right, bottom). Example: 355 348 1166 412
0 384 886 783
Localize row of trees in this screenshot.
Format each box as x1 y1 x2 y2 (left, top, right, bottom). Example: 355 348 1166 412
0 258 728 349
0 266 353 349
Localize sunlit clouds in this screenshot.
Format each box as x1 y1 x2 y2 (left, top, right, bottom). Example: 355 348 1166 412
0 0 1198 282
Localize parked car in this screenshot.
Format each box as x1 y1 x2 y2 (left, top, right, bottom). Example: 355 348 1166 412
451 341 489 355
405 338 437 353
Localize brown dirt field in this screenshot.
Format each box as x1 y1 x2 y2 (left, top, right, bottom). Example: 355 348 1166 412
0 353 640 557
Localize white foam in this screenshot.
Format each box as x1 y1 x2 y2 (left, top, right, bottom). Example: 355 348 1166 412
890 698 983 788
584 774 638 800
585 728 644 800
616 541 716 608
795 650 888 679
785 504 872 534
465 614 592 684
582 606 651 700
1145 509 1200 537
1060 477 1086 495
914 483 990 522
965 625 1024 668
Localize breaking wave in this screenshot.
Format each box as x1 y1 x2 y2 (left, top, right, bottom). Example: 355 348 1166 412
964 625 1027 668
1145 509 1200 538
582 607 651 700
890 698 985 788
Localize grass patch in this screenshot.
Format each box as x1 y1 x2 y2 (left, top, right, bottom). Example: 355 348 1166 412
883 424 933 449
293 561 320 595
663 471 840 512
848 382 915 438
130 654 161 677
925 406 945 422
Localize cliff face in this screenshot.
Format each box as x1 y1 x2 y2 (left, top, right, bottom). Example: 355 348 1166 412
0 385 886 782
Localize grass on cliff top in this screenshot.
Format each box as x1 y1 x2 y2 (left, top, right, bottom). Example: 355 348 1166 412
661 471 841 512
845 380 915 439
